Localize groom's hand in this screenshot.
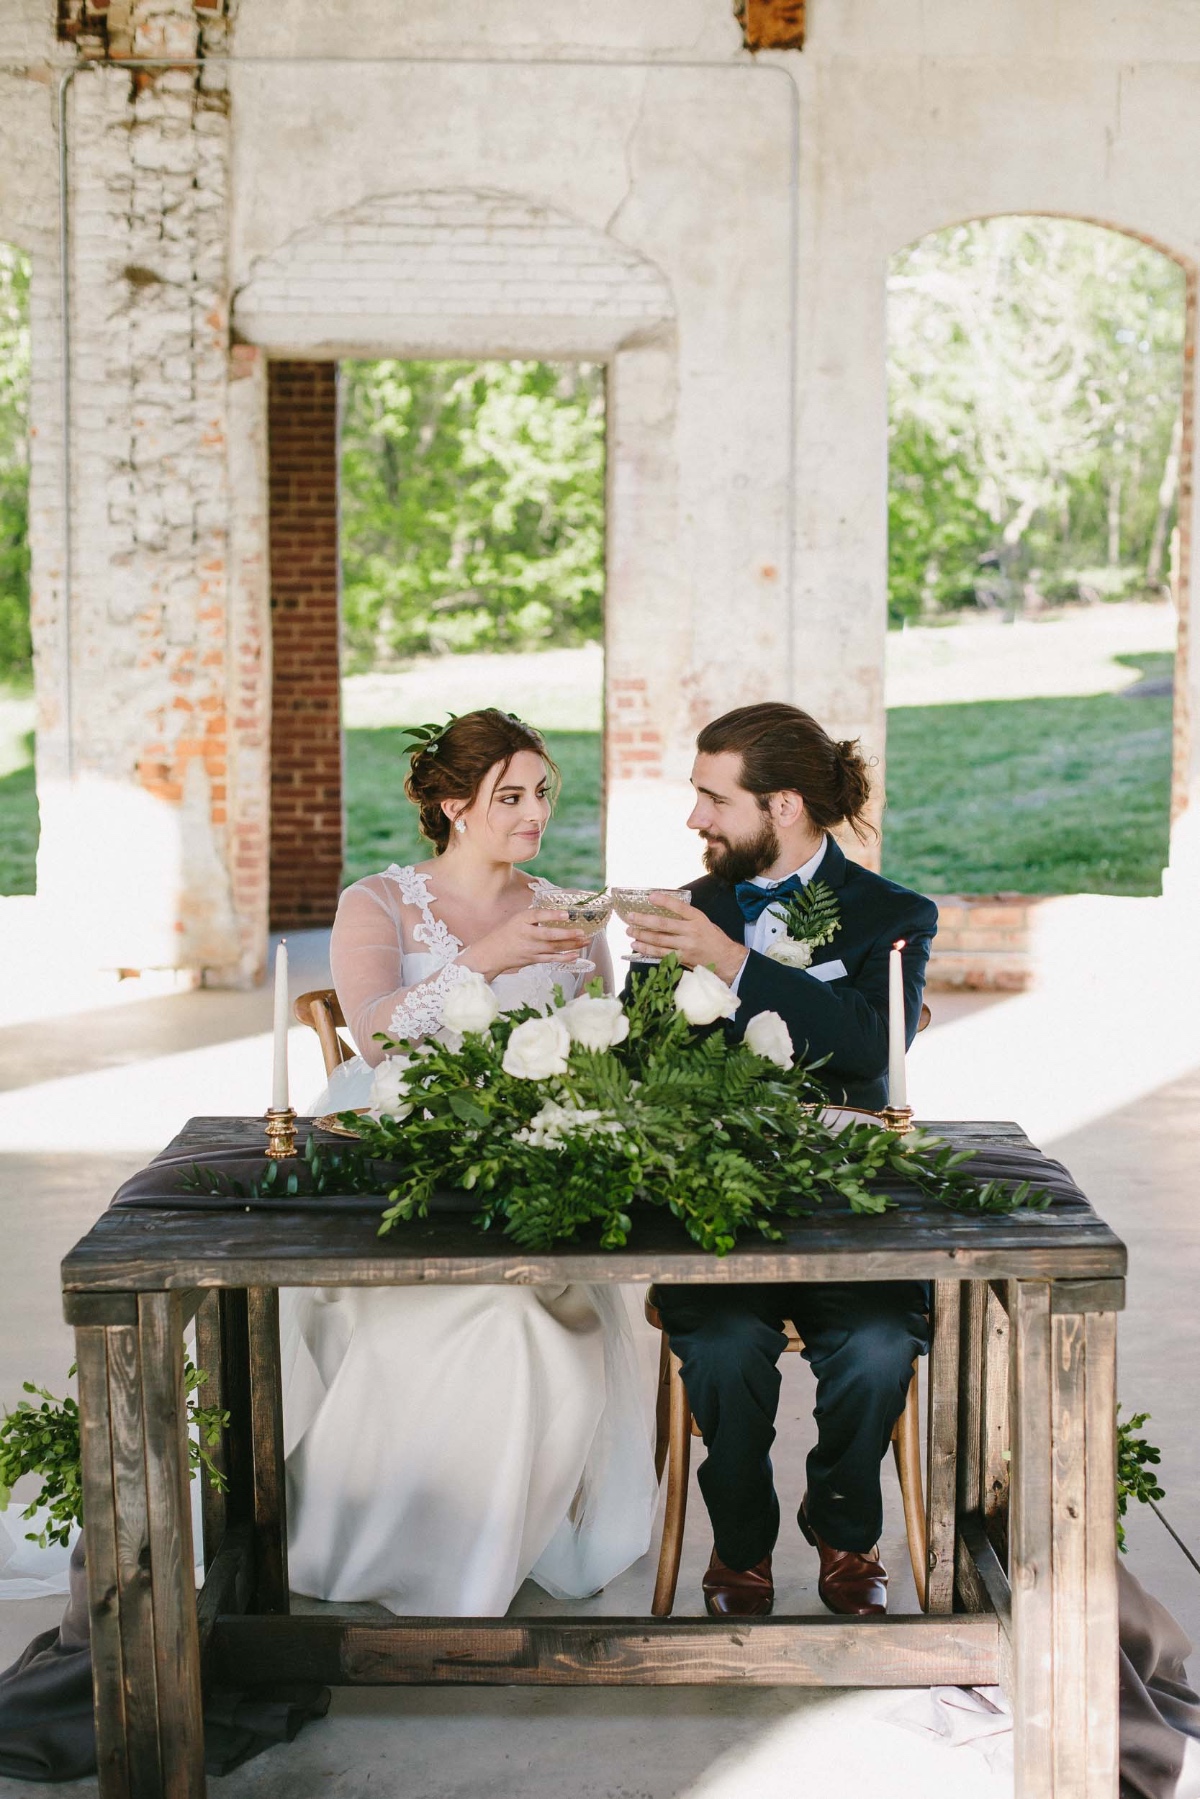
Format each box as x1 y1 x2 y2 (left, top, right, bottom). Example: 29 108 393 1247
629 894 746 985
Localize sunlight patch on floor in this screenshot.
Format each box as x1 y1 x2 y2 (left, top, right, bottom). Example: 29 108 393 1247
0 1026 327 1154
676 1686 1009 1799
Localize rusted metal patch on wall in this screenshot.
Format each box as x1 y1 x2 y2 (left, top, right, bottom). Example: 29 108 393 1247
737 0 806 52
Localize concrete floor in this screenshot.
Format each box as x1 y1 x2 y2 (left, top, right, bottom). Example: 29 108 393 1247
1 950 1198 1795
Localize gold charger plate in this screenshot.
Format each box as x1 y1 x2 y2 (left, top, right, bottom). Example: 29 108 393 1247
315 1107 368 1139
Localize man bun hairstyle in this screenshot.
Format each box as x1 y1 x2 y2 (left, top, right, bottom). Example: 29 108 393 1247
404 708 558 853
696 701 874 841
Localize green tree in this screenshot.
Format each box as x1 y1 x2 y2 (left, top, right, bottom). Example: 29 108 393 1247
887 218 1185 625
0 243 31 681
339 360 605 670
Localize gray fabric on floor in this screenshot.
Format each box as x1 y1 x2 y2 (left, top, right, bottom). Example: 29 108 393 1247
0 1543 93 1781
0 1539 330 1783
1119 1560 1200 1799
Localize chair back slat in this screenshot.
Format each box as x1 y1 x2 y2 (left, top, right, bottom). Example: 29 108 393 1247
294 988 354 1078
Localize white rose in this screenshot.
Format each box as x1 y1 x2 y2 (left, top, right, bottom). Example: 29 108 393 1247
744 1009 794 1070
502 1013 572 1080
367 1055 414 1123
675 965 740 1027
559 994 630 1052
767 937 813 969
440 970 501 1036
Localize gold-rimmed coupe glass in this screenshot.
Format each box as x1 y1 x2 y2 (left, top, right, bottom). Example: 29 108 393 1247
530 886 614 974
610 887 693 964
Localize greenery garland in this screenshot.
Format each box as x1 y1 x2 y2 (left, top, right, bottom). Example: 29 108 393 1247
0 1364 228 1549
339 957 1051 1255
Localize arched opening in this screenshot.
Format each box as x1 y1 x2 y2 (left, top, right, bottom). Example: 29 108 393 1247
882 217 1189 983
0 240 33 897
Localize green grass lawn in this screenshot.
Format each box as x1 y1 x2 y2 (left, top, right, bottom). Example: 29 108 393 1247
0 760 36 894
881 655 1174 895
343 729 605 890
0 668 1175 900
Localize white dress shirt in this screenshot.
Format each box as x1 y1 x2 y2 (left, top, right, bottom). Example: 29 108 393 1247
730 835 828 992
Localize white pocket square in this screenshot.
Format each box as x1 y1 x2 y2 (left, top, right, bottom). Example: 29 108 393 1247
808 959 848 983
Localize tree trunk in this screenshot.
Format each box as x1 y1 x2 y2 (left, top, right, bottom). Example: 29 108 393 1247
1146 412 1182 587
1107 474 1122 567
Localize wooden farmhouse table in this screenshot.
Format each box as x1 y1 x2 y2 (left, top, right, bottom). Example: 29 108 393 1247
61 1115 1127 1799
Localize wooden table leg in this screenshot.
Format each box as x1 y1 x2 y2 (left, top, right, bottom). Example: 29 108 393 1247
925 1280 961 1613
76 1294 206 1798
982 1281 1012 1566
192 1294 226 1572
956 1278 988 1525
205 1288 288 1613
247 1287 290 1613
75 1321 132 1798
1010 1280 1120 1798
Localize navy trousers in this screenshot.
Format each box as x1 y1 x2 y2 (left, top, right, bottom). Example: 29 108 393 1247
654 1281 930 1569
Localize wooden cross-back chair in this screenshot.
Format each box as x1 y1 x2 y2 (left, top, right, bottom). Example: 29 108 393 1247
294 988 355 1077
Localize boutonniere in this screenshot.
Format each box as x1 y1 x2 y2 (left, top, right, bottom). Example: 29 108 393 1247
767 879 841 969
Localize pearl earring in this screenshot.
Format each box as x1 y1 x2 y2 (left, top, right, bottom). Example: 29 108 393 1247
454 818 466 835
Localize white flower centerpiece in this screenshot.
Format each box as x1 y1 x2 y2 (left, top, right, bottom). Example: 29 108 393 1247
343 957 1050 1256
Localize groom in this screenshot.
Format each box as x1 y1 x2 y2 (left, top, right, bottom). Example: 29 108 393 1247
628 702 938 1619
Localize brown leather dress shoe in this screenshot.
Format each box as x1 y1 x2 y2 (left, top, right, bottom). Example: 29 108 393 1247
797 1497 887 1615
702 1546 774 1618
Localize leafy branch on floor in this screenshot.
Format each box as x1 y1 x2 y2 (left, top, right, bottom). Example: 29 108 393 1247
0 1364 230 1548
1117 1407 1165 1553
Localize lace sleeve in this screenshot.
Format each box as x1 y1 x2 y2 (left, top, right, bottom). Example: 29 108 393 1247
387 960 473 1043
329 878 470 1066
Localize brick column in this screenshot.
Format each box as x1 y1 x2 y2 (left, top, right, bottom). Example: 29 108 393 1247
267 360 343 930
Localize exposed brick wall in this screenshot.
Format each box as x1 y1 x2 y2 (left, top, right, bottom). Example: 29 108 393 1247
233 189 675 356
267 360 343 930
608 676 664 780
925 895 1039 992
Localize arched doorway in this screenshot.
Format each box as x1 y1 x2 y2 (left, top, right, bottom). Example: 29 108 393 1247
883 216 1190 986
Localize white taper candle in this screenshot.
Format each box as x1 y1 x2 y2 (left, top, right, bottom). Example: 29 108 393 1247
888 938 908 1110
271 938 290 1111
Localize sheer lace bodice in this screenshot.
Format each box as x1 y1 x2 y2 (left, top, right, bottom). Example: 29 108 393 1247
330 863 596 1064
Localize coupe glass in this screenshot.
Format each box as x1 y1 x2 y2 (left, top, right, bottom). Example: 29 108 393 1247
610 887 693 964
530 886 614 974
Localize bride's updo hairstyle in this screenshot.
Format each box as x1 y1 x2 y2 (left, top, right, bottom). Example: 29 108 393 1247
696 702 874 842
404 708 560 853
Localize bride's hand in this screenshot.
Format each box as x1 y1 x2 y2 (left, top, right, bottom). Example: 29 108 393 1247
462 907 591 980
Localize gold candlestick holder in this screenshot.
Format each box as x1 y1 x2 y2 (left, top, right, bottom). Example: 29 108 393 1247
881 1103 914 1135
264 1106 297 1159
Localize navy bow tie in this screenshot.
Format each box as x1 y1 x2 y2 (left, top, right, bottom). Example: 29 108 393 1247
734 874 806 924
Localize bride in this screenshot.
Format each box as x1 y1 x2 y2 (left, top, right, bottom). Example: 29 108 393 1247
282 708 661 1616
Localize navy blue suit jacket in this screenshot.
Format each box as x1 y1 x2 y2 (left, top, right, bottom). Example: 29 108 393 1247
685 838 938 1110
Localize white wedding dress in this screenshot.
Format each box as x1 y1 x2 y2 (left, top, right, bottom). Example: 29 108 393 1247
282 864 661 1617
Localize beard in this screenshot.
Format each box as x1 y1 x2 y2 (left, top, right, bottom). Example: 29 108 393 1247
702 815 780 885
